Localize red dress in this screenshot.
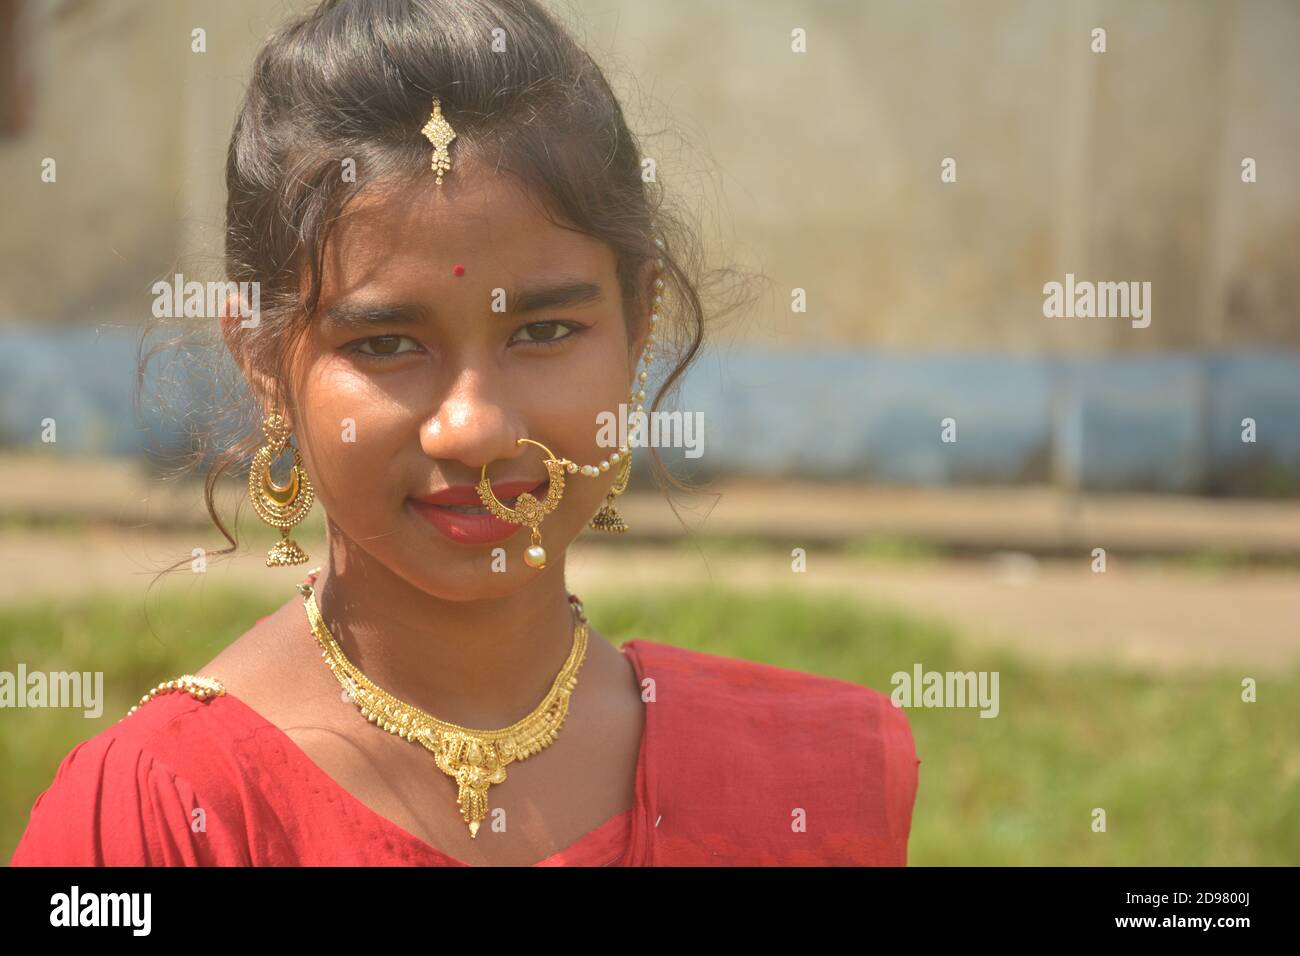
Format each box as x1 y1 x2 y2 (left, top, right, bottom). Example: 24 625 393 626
9 636 919 866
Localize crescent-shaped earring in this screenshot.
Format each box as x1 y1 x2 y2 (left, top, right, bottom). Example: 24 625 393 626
248 411 315 566
477 438 571 569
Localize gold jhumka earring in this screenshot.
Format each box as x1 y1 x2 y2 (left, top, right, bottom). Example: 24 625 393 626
249 411 315 566
589 450 632 533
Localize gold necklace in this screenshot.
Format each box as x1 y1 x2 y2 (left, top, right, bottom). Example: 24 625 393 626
296 576 589 838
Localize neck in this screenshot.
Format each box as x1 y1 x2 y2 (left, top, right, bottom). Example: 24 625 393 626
307 529 582 728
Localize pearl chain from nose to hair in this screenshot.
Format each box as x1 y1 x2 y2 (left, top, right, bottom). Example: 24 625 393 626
566 236 664 479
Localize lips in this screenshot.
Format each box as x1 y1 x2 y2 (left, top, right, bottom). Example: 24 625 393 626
408 478 548 545
437 501 501 514
413 478 545 507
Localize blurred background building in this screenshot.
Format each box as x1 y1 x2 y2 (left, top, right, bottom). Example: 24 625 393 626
3 0 1299 870
1 0 1298 495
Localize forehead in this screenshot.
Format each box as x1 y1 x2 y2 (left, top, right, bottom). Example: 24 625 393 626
317 166 614 298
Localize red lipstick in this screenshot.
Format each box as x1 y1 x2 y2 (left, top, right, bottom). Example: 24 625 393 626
408 479 546 545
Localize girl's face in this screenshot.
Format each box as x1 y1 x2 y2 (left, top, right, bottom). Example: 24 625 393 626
265 166 652 597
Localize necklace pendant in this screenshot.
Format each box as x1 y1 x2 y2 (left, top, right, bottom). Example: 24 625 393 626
457 779 489 838
434 734 509 838
453 763 508 837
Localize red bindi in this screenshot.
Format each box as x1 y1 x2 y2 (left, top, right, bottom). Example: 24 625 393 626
452 264 465 277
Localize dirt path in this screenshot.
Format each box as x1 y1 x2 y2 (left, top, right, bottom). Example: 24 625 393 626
568 544 1300 674
2 526 1296 675
5 452 1300 556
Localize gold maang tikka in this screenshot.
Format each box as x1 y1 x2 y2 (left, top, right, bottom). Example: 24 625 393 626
249 411 315 566
421 96 456 186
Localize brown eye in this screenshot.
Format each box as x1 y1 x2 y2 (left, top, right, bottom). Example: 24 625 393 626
511 321 580 347
354 335 419 357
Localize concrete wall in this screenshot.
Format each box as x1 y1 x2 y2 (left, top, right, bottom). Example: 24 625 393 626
2 0 1297 350
1 0 1297 493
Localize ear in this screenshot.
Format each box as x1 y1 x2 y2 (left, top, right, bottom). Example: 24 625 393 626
219 288 289 428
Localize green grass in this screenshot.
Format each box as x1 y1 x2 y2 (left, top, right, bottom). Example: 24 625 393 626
842 533 942 564
3 585 1297 865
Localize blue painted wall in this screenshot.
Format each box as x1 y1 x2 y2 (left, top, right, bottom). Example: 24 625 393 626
2 326 1297 496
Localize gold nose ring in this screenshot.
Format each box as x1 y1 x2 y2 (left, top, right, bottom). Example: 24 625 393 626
476 438 571 569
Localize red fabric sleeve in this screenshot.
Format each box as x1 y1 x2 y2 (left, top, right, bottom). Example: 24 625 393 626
622 639 921 866
9 727 248 867
880 694 921 861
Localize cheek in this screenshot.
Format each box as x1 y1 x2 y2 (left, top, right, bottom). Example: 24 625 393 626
296 364 410 504
549 356 627 438
569 324 636 404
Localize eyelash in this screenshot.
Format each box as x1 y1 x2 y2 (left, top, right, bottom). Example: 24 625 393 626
511 320 586 349
347 321 586 360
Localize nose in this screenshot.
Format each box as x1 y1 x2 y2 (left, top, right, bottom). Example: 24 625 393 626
418 365 530 476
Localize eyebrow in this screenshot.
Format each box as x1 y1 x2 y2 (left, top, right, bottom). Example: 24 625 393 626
321 301 430 330
507 279 604 313
321 279 605 329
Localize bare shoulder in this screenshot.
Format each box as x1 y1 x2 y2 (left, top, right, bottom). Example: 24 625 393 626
191 591 339 732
